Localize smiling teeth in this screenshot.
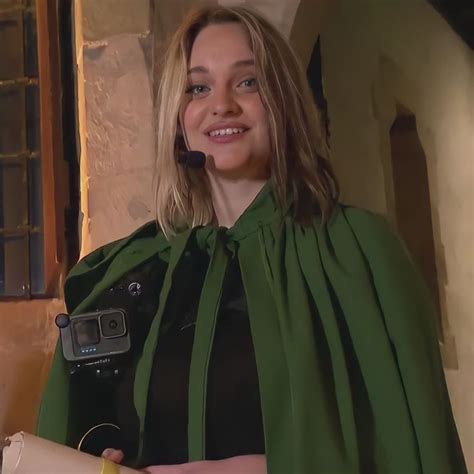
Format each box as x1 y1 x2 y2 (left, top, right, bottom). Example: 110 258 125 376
209 128 245 137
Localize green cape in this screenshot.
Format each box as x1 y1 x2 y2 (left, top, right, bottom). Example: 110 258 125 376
37 185 466 473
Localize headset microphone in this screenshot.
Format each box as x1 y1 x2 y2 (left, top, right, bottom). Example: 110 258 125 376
177 151 206 169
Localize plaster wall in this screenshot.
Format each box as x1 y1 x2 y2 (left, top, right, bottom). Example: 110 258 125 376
0 299 64 435
321 0 473 467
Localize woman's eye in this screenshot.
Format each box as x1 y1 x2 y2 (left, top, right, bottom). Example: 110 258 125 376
239 78 257 90
186 85 209 97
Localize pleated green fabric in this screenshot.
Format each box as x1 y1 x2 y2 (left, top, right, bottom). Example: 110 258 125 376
37 184 466 473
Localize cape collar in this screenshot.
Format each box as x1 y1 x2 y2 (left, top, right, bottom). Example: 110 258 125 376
191 180 287 254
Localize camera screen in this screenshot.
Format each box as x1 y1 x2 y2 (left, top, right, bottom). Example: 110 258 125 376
74 320 100 346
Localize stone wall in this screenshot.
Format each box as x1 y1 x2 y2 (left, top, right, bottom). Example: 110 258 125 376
78 0 155 254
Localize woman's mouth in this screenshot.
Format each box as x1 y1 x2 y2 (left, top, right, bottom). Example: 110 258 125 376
207 127 249 143
208 127 246 137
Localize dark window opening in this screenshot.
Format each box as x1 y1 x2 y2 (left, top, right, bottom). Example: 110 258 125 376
0 0 44 297
0 0 79 299
390 103 443 337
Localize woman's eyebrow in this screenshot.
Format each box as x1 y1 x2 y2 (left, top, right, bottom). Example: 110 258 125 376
187 59 255 75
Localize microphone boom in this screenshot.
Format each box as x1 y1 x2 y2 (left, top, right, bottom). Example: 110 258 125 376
177 151 206 168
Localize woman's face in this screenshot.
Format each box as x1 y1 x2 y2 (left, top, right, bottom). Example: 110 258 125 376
182 23 271 179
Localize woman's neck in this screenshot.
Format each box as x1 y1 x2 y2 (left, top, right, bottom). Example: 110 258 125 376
207 175 268 229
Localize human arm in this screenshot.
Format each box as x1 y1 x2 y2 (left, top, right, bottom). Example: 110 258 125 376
142 455 266 474
102 449 267 474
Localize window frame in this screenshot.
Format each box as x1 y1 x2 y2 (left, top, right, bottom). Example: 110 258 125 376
0 0 69 300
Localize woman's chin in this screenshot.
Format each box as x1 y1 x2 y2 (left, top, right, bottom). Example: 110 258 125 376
204 153 270 181
205 156 249 178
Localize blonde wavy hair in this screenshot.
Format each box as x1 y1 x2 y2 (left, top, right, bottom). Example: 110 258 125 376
154 6 339 238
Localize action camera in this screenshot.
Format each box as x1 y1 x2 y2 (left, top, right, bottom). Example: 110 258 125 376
55 308 131 376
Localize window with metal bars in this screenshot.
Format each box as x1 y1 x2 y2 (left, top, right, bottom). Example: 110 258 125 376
0 0 70 298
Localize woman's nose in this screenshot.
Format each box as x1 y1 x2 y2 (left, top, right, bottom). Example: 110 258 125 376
211 87 240 116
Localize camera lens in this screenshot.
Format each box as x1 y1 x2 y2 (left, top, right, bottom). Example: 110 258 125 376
99 311 126 338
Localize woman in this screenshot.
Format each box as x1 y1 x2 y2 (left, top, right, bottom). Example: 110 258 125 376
38 6 466 474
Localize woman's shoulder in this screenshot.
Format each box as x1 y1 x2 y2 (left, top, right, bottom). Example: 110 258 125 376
311 203 416 272
64 221 170 313
74 221 167 270
326 203 401 248
329 203 390 229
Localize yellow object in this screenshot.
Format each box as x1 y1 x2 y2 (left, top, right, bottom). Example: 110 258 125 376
101 458 120 474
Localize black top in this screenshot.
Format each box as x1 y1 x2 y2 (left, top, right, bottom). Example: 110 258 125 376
116 248 265 466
